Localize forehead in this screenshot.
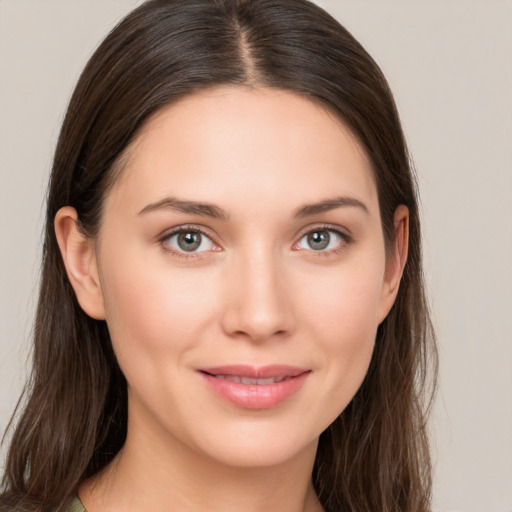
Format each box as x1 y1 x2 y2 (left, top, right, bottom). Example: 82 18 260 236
106 86 378 217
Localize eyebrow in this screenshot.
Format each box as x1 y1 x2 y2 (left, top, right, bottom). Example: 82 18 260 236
138 197 228 219
138 195 369 220
293 196 369 218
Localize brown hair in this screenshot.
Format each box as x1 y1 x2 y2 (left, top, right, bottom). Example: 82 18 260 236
1 1 437 511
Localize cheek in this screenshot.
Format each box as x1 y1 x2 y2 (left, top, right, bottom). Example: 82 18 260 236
299 256 384 407
304 254 385 341
98 251 218 373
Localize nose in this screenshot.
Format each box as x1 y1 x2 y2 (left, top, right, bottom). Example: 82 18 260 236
220 248 296 343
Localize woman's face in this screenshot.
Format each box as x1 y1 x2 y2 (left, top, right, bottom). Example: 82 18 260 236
84 87 402 468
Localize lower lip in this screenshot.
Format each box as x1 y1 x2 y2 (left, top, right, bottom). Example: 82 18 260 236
199 372 310 409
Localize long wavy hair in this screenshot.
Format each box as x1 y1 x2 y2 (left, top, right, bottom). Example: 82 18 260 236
1 1 437 511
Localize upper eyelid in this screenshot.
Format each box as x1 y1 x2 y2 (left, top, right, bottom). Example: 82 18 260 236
159 224 216 241
295 223 352 240
160 223 351 237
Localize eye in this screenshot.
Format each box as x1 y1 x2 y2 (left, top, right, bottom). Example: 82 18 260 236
163 229 215 253
295 228 347 252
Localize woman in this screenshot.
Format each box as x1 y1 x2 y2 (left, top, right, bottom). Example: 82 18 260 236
0 0 437 511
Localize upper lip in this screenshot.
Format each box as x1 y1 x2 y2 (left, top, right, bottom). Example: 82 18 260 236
199 365 309 379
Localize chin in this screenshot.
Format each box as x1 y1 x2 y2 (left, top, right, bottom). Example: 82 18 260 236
203 437 317 469
183 416 322 470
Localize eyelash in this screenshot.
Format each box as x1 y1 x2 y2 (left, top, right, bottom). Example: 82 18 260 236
159 224 353 260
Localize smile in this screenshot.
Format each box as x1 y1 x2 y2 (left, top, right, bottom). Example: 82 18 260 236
198 365 311 409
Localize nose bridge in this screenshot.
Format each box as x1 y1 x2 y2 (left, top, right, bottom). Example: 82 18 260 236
221 241 294 342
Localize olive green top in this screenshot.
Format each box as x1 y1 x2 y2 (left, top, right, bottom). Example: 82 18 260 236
67 497 87 512
0 497 86 512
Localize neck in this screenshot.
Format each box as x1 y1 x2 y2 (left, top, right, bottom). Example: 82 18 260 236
80 402 323 512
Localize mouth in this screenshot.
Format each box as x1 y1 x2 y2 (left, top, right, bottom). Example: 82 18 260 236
206 374 291 385
198 365 311 409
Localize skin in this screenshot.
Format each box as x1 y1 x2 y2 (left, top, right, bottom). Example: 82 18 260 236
55 86 408 512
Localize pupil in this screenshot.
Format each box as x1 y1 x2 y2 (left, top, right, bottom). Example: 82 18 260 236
178 231 201 251
308 231 330 250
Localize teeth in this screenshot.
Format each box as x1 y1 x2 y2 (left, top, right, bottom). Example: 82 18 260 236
214 375 287 385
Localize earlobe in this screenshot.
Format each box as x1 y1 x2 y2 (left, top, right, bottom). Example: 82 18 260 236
378 205 409 323
54 207 106 320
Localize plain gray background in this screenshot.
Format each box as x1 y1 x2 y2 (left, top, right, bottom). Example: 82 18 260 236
1 1 511 511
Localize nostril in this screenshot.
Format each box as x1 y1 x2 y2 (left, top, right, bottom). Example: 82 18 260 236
219 275 296 342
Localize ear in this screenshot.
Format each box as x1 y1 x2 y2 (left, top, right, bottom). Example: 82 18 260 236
378 205 409 323
54 207 105 320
